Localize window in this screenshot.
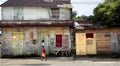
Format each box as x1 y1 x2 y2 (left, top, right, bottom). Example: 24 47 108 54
87 40 93 45
86 33 94 45
86 33 94 38
62 35 69 46
14 7 23 20
51 8 59 20
33 40 36 44
56 35 62 47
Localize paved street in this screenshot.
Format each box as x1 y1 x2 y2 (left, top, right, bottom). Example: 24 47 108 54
0 57 120 66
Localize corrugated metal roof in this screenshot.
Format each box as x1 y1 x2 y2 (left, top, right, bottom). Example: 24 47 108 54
1 0 71 8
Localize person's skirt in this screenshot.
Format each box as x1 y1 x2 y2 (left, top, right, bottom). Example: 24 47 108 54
42 53 46 57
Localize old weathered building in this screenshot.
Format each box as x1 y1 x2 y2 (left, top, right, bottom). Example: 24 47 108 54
75 20 120 55
0 0 73 56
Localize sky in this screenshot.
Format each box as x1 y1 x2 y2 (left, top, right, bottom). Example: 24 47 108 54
71 0 104 16
0 0 104 20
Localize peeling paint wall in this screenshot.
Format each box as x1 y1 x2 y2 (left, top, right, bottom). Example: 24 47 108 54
23 7 50 20
2 7 14 20
111 32 120 53
1 27 71 56
59 8 71 20
2 7 71 20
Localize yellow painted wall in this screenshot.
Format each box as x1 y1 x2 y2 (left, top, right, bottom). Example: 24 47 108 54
76 33 97 55
76 33 86 55
86 34 96 54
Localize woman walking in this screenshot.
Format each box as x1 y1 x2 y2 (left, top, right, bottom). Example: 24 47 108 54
41 46 47 61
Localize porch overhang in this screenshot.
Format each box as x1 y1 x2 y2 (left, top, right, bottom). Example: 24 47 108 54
0 21 74 27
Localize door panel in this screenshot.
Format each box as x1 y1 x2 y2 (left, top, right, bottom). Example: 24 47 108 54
86 33 96 54
12 32 24 55
56 35 62 47
76 33 86 55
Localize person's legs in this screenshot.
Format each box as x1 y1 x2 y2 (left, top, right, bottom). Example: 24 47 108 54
45 56 47 61
41 56 43 61
45 54 47 61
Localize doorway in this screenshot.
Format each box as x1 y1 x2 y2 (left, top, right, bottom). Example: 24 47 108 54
39 32 49 54
12 32 24 55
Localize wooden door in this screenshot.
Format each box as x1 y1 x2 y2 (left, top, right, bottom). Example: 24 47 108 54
86 33 96 54
12 32 24 55
76 33 86 55
56 35 62 47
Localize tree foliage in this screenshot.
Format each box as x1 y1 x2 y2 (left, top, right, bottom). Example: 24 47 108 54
93 0 120 26
78 15 88 19
72 11 78 20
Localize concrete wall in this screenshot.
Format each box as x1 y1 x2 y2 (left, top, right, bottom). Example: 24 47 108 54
23 7 50 20
2 7 14 20
2 7 71 20
59 8 71 20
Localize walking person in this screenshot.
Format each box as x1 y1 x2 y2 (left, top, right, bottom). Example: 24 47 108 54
41 46 47 61
42 40 45 46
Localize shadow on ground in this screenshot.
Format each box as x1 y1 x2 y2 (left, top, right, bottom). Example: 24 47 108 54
1 53 120 61
21 64 51 66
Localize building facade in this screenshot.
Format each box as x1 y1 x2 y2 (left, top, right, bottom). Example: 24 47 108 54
75 24 120 55
0 0 73 56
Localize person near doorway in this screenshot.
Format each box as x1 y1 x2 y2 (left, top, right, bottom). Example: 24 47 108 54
42 40 44 46
41 46 47 61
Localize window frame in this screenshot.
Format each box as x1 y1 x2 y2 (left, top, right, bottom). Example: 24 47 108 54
51 8 59 20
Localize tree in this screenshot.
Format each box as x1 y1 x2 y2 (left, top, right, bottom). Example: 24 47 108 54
77 15 94 20
93 0 120 26
78 15 88 19
72 11 77 17
72 11 78 20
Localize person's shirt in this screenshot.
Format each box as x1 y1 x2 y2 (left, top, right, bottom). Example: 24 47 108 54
42 42 44 46
42 48 46 54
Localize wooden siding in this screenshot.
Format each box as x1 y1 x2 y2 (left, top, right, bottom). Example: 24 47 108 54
96 33 112 53
77 28 120 54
